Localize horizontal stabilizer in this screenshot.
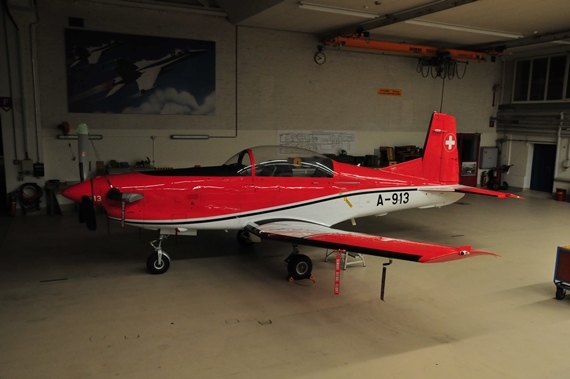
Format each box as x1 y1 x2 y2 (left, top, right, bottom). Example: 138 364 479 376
454 185 523 199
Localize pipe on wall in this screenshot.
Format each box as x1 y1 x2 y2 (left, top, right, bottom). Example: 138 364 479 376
29 0 40 163
2 3 20 162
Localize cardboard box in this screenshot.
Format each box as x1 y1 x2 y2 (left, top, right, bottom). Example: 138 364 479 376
379 146 395 161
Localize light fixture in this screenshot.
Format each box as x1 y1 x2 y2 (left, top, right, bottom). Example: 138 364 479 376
299 1 379 19
170 134 210 140
405 19 524 39
57 134 103 140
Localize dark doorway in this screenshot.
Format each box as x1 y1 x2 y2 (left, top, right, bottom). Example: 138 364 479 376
457 133 480 187
0 117 6 212
530 144 556 192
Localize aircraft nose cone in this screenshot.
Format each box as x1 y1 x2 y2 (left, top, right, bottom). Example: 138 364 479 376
62 180 91 203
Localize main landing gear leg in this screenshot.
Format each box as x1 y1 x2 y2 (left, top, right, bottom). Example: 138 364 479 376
285 245 314 281
147 234 171 275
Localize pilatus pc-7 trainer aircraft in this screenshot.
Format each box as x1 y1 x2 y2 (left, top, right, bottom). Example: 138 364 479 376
62 112 520 278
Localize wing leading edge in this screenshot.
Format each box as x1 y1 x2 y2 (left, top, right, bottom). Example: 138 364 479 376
245 221 498 263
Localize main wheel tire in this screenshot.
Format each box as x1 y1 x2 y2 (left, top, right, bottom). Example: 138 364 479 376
500 181 509 190
146 252 171 275
555 287 566 300
287 254 313 280
491 182 500 190
236 230 254 248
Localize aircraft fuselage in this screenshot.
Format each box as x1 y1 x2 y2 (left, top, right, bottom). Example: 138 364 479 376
65 160 463 235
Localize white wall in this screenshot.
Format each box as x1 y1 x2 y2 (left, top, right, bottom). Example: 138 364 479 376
0 0 503 207
500 135 570 192
497 53 570 193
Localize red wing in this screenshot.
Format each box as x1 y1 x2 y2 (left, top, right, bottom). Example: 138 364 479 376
245 221 498 263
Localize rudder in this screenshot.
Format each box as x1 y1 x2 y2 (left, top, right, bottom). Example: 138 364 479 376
384 112 459 185
421 112 459 184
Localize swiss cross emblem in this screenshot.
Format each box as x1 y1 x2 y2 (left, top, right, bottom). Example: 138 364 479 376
444 134 456 152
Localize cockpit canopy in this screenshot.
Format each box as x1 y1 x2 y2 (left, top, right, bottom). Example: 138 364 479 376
225 146 334 178
142 145 335 178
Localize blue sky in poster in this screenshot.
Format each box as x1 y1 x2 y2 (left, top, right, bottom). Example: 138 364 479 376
65 29 215 115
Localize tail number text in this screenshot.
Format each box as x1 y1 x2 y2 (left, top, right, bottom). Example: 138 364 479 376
377 192 409 206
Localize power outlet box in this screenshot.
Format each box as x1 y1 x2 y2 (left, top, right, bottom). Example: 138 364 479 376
21 159 33 175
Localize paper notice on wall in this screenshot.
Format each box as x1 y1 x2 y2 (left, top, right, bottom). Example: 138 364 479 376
278 130 356 155
377 88 402 96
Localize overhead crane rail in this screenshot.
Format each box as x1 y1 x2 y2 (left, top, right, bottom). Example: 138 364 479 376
323 36 486 61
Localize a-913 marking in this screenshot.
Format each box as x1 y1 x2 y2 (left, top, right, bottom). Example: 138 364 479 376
377 192 409 206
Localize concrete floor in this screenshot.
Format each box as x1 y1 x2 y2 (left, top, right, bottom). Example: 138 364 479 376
1 190 570 378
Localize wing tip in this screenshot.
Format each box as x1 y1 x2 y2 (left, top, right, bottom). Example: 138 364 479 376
421 246 500 263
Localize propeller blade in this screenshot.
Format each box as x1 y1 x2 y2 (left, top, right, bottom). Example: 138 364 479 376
77 123 89 182
79 195 97 231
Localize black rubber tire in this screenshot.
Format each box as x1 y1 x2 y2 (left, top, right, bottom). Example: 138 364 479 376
236 230 254 248
287 254 313 280
491 182 500 190
500 182 509 190
146 252 171 275
555 287 566 300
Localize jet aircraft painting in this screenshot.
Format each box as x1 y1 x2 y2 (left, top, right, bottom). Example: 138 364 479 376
105 49 208 97
65 28 215 114
68 40 124 68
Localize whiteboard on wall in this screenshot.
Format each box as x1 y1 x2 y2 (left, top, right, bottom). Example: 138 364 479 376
278 130 357 155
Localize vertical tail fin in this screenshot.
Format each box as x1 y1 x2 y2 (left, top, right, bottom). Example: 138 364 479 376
385 112 459 184
421 112 459 184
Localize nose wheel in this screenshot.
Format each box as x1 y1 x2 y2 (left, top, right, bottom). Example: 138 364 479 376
147 234 171 274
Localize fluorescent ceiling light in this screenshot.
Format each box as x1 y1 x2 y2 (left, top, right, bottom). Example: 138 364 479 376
405 19 524 39
299 1 379 19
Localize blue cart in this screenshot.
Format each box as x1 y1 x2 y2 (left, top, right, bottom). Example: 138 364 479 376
554 245 570 300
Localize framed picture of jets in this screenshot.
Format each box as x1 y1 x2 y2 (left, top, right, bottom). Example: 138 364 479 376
64 28 215 115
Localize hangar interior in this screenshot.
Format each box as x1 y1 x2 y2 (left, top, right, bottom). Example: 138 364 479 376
1 0 570 378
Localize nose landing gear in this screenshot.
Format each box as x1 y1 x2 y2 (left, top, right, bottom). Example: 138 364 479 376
147 234 171 274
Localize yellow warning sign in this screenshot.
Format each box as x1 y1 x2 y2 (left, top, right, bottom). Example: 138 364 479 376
377 88 402 96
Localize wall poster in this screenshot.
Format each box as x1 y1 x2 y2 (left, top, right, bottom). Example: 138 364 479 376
65 28 215 115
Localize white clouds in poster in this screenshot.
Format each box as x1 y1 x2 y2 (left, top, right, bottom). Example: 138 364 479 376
122 88 215 115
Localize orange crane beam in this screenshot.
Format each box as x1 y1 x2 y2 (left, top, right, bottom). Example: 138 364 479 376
324 36 486 61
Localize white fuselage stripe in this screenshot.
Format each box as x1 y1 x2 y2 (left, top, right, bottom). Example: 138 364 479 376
111 186 464 232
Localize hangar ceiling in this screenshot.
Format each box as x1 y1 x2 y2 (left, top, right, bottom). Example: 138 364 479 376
122 0 570 58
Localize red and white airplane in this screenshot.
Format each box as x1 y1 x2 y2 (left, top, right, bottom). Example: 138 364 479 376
62 112 520 278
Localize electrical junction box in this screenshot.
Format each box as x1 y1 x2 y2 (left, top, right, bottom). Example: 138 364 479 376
480 147 498 169
21 159 33 175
